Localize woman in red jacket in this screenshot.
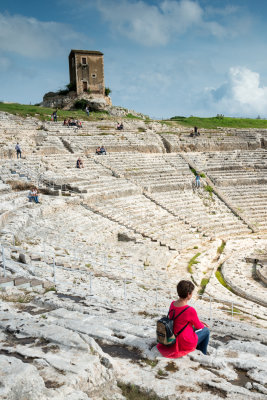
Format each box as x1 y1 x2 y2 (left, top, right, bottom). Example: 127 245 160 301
157 280 210 358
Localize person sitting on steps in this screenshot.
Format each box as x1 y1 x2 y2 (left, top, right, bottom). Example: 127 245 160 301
117 122 124 130
76 158 84 168
157 280 210 358
100 145 106 155
96 147 101 155
28 187 40 203
33 188 40 203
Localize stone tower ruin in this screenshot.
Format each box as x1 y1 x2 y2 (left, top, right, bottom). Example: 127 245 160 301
69 50 105 96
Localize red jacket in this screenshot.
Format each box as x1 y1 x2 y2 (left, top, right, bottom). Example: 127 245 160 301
157 301 204 358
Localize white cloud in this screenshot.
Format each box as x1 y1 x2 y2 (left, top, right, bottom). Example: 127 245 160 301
208 67 267 117
0 13 86 58
95 0 228 46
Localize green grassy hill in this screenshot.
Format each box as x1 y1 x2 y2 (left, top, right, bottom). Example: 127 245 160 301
0 102 110 121
1 102 267 129
168 115 267 129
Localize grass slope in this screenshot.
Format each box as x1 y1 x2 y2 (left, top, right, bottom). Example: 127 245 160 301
168 116 267 129
0 102 110 121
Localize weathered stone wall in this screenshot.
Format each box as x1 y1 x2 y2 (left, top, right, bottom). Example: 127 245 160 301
69 50 105 96
41 92 111 110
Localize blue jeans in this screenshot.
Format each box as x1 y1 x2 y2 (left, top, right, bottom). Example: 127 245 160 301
196 327 210 355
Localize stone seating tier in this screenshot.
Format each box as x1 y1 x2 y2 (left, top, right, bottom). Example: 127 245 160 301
150 190 251 238
208 171 267 187
61 133 165 154
186 150 267 171
220 185 267 230
89 194 200 250
222 258 267 307
161 134 262 152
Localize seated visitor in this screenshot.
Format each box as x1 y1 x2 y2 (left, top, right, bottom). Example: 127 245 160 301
117 122 124 130
28 188 35 202
68 119 77 127
76 158 84 168
96 147 101 155
28 188 39 203
157 280 210 358
63 119 67 126
100 145 106 155
32 188 40 203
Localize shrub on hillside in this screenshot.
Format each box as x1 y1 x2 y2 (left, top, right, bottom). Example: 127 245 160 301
74 99 90 110
66 82 76 92
6 180 33 191
105 87 112 96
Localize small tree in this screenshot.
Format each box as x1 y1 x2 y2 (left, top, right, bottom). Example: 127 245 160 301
66 82 76 92
105 87 112 96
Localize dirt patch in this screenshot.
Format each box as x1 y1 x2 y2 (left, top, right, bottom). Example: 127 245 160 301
202 366 223 378
138 310 158 318
0 348 36 363
201 383 227 398
96 340 142 361
3 330 50 348
230 368 253 387
165 361 179 372
112 333 126 339
44 380 64 389
55 293 85 302
212 335 237 344
18 304 56 315
118 382 165 400
42 344 60 354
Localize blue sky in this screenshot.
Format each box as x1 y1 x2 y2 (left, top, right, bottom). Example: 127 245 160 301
1 0 267 118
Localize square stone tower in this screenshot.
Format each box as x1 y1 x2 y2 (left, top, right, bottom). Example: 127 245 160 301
69 50 105 96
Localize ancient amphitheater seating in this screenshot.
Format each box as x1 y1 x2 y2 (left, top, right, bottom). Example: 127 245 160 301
90 194 201 250
186 150 267 172
219 185 267 230
60 131 165 154
35 133 69 154
222 257 267 307
161 132 262 152
96 153 192 191
149 189 251 238
185 150 267 232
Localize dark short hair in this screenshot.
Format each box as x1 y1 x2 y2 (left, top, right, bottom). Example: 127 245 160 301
177 280 195 299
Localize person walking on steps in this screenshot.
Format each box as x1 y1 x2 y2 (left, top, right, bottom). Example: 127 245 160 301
53 110 58 122
157 280 210 358
195 173 201 188
15 143 22 158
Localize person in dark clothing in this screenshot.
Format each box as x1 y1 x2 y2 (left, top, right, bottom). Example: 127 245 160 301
76 158 84 168
15 143 22 158
100 145 106 155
